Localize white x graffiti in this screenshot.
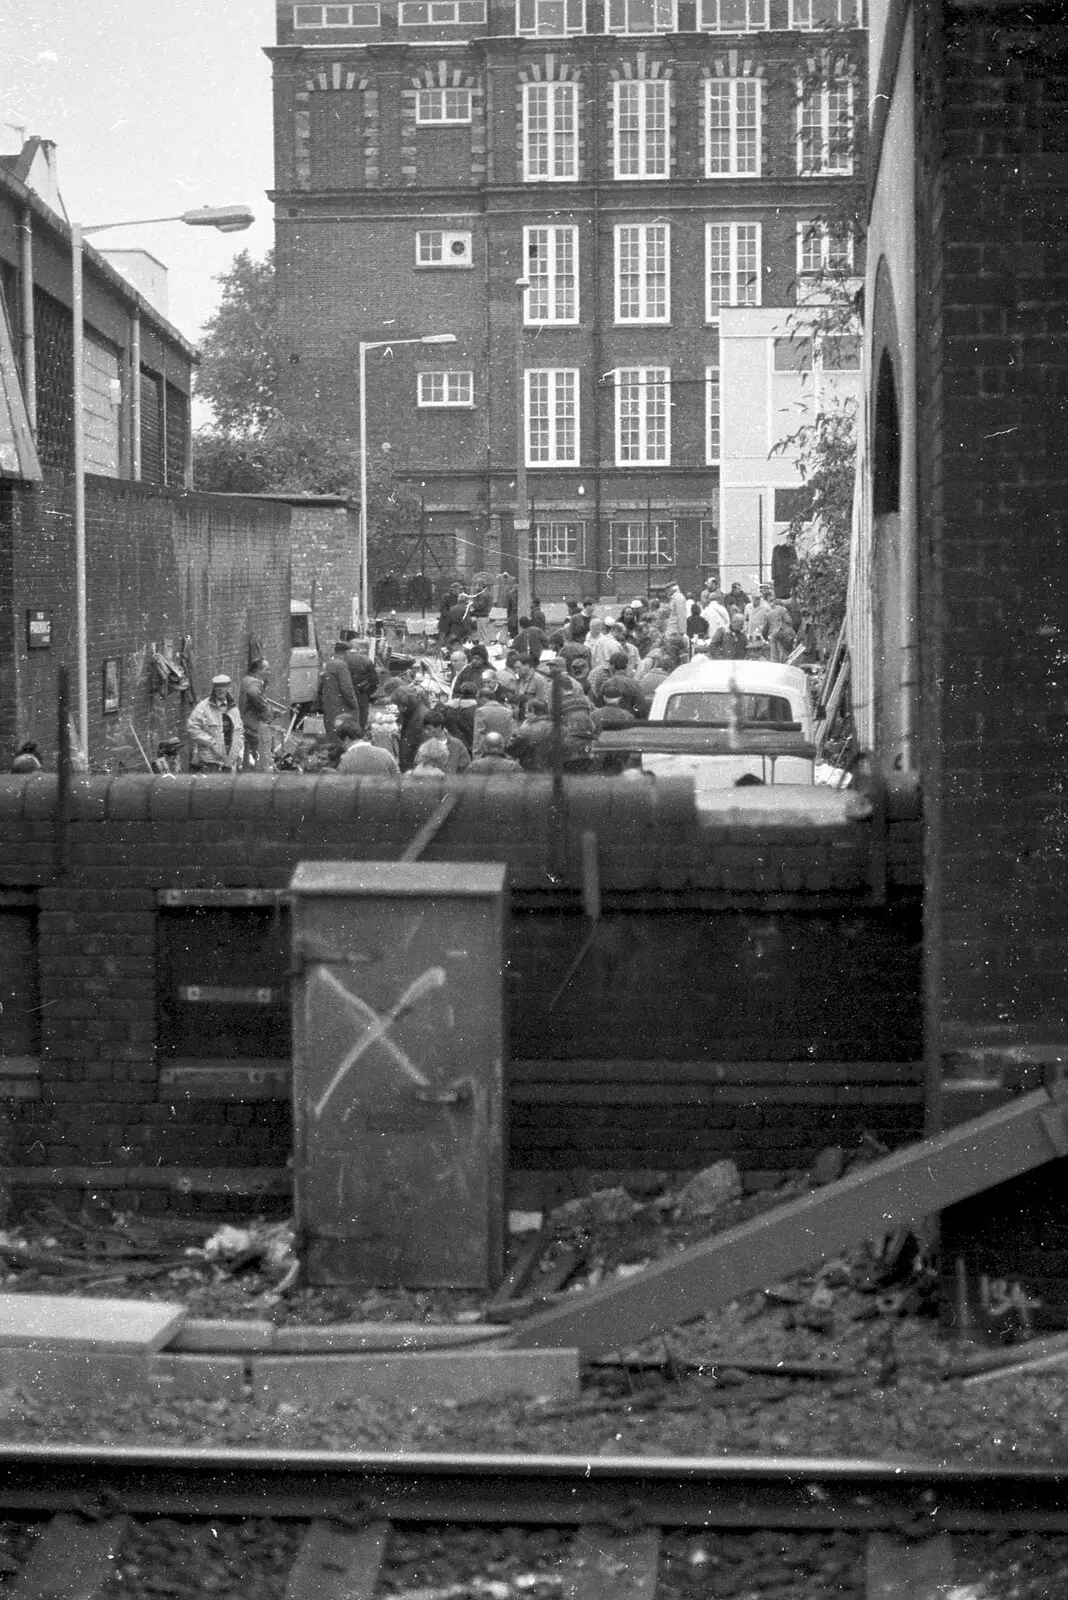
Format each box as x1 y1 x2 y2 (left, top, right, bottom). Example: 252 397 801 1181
311 963 448 1120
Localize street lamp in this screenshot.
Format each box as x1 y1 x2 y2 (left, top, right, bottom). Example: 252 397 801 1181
514 278 531 620
70 204 254 757
357 333 456 637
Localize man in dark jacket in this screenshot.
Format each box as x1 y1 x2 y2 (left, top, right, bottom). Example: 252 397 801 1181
320 643 358 754
345 642 379 731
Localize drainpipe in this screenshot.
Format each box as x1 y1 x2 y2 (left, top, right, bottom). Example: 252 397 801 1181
18 208 36 437
131 312 142 481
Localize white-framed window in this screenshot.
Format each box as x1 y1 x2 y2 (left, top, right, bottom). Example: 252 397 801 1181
294 3 381 24
415 88 474 124
606 0 675 33
705 78 761 177
522 82 579 181
614 223 670 323
773 334 813 372
516 0 585 34
790 0 863 26
612 519 676 567
699 517 720 571
524 225 579 324
614 80 670 180
526 369 580 465
821 333 860 369
797 219 854 274
418 370 474 406
615 366 670 465
697 0 768 29
706 222 761 317
534 520 585 568
705 366 720 463
416 229 473 266
399 0 486 20
797 76 855 175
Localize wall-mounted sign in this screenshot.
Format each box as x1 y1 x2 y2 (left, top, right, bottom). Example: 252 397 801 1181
25 611 52 650
102 657 122 716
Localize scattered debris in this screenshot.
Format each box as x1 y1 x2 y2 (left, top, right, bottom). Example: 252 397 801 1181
672 1160 742 1222
808 1146 845 1186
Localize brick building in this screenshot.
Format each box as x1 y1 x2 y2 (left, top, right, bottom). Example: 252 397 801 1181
0 144 292 767
267 0 866 600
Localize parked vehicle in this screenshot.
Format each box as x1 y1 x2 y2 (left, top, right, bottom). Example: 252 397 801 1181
643 658 815 790
289 602 321 709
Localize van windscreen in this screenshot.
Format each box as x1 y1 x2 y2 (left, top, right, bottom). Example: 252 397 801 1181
291 614 310 649
663 691 795 724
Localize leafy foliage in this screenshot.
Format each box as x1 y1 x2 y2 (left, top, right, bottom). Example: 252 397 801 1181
776 396 857 658
195 250 280 437
192 254 423 573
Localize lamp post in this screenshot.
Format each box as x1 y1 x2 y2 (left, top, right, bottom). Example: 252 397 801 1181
357 333 456 637
70 205 254 758
514 278 531 620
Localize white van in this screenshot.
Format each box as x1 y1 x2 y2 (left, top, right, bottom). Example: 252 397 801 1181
643 658 815 790
289 601 321 708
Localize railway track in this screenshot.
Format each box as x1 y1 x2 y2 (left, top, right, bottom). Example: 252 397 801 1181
0 1445 1066 1596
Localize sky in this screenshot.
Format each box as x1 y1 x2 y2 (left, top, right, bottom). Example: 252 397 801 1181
2 0 276 346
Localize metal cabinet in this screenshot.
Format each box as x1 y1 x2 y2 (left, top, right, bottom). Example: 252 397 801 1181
289 862 507 1288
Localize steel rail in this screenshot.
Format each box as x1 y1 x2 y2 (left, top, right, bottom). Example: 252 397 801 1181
0 1446 1066 1532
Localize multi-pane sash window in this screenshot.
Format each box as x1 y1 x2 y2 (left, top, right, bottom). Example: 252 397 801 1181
418 370 474 406
705 78 761 177
416 88 474 123
516 0 585 33
615 367 670 465
524 226 579 324
698 0 768 29
705 366 720 463
699 517 720 572
523 83 579 181
606 0 674 32
613 520 676 567
797 220 854 274
534 521 585 568
706 222 761 316
614 80 670 179
294 4 381 25
615 224 670 323
797 77 854 175
399 0 486 19
526 369 579 465
790 0 863 26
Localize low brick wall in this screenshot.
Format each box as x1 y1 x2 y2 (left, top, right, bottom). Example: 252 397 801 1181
0 773 921 1209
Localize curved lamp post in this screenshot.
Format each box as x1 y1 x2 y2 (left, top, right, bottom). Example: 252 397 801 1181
357 333 456 637
70 205 254 757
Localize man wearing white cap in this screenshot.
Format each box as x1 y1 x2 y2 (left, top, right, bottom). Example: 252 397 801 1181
187 674 244 773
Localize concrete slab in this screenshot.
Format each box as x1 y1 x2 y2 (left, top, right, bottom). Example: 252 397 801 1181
270 1322 505 1354
168 1319 276 1353
0 1349 162 1405
0 1293 185 1352
150 1353 248 1401
252 1347 578 1408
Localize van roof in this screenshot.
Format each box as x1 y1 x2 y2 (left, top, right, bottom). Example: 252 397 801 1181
290 601 313 616
657 658 811 697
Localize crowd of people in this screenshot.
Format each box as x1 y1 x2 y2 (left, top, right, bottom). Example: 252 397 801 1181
9 578 809 776
266 577 812 781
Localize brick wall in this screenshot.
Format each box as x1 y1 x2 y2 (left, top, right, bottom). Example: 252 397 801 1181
289 503 359 643
2 473 291 770
920 5 1068 1062
0 772 919 1204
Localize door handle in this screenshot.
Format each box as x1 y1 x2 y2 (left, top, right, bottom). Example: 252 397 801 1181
412 1079 474 1107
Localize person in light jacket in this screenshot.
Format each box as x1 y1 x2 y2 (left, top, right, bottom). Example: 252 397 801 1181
187 675 244 772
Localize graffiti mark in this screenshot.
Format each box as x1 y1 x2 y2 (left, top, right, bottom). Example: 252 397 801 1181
312 964 447 1119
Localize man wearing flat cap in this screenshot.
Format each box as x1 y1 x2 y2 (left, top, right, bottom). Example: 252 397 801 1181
187 674 244 773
